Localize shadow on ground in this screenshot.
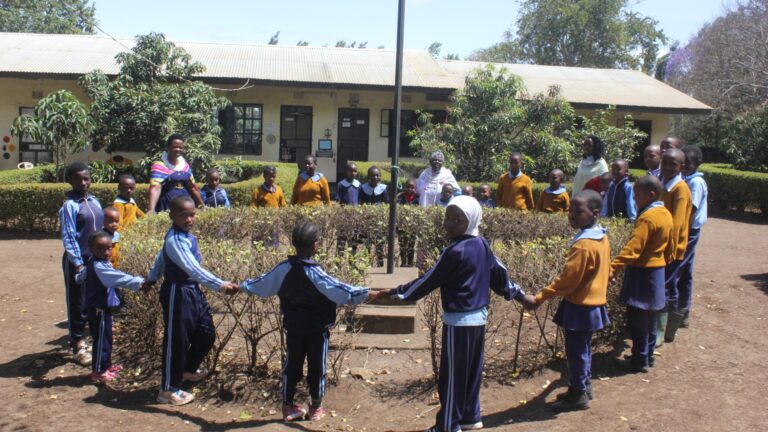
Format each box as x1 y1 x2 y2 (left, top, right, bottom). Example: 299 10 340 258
741 273 768 296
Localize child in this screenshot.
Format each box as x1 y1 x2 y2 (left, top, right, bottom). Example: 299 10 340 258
147 196 239 405
113 174 145 232
291 155 331 206
437 184 455 207
477 184 495 208
360 166 388 204
461 184 474 197
611 176 673 372
532 190 610 411
250 166 287 208
583 172 612 196
336 163 361 205
644 144 662 178
78 231 149 382
660 136 681 154
659 148 692 343
496 153 534 210
240 220 369 422
372 196 536 432
601 159 637 221
200 168 231 208
396 179 420 206
536 169 570 213
678 145 708 328
60 162 103 366
102 207 122 269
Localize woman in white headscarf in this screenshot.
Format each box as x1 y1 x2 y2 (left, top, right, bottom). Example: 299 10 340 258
372 194 536 432
416 150 460 206
572 135 609 196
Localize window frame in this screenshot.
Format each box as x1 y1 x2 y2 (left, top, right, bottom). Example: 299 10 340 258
219 103 264 156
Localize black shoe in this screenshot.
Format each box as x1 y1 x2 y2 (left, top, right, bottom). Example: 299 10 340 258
616 358 649 374
680 311 690 328
556 383 593 401
551 388 589 412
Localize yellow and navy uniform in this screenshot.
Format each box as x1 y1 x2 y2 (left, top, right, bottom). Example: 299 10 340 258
113 196 145 232
250 184 287 208
661 175 692 261
291 172 331 206
496 171 534 210
536 187 570 213
611 203 674 272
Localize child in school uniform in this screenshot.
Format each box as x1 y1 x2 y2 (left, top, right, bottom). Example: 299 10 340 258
658 148 693 343
610 176 673 373
77 231 149 382
360 166 388 204
60 162 103 366
461 184 474 197
240 220 369 422
477 184 495 208
396 179 420 206
102 207 122 269
250 166 287 208
536 169 570 213
532 190 610 411
292 155 331 206
437 184 455 207
373 196 536 432
335 163 361 205
601 159 637 221
496 152 534 210
113 174 145 232
678 145 708 328
146 196 239 405
644 144 662 178
200 168 231 208
395 179 419 266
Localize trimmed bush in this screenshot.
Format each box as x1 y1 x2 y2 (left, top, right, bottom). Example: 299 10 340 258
700 163 768 214
0 165 57 185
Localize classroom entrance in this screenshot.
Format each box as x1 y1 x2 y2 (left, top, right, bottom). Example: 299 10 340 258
631 120 653 169
337 108 369 179
279 105 313 164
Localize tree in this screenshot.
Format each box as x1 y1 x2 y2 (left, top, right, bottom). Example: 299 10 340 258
11 90 92 180
427 42 442 58
470 0 666 74
296 40 309 46
725 107 768 172
268 31 279 45
0 0 95 34
79 33 230 176
444 53 460 60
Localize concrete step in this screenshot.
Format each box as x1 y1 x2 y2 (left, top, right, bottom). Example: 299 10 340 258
364 267 420 306
354 305 417 334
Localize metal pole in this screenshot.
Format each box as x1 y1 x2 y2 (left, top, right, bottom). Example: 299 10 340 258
387 0 406 274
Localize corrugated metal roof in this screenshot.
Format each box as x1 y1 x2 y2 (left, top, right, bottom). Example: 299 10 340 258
0 32 710 113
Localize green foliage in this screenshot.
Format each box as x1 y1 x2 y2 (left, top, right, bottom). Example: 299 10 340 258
724 107 768 172
699 163 768 214
11 90 93 181
574 108 645 165
0 0 95 34
0 165 56 185
79 33 230 177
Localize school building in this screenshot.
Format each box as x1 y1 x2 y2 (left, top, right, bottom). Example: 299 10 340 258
0 32 711 182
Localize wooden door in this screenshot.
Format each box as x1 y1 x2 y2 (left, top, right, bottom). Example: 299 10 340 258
337 108 369 177
280 106 313 163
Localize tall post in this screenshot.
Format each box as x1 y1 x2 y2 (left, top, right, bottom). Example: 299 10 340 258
387 0 406 274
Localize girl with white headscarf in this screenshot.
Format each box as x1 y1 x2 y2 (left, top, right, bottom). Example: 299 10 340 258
416 151 460 207
373 194 536 431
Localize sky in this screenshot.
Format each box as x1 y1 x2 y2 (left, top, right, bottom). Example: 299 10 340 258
91 0 730 58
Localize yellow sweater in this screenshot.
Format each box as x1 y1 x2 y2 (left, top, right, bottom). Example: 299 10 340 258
535 236 610 306
113 197 145 232
250 184 287 208
496 172 535 210
661 180 692 261
611 205 673 272
291 174 331 206
536 190 570 213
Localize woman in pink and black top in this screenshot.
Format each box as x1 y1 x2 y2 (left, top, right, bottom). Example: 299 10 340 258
146 134 204 214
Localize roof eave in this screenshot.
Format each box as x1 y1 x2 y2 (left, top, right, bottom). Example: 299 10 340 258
571 102 712 116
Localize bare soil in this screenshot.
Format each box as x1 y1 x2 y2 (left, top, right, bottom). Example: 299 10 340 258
1 217 766 432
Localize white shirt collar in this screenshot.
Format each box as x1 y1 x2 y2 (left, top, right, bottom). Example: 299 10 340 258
664 173 683 192
162 151 187 171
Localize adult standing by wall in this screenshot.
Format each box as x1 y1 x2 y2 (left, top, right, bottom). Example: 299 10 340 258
146 134 204 214
416 151 460 206
572 135 609 196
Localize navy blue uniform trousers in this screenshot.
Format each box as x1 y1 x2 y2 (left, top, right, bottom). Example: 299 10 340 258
86 308 113 373
626 306 657 367
677 228 701 313
160 283 215 391
283 330 329 404
564 330 593 391
434 324 484 432
63 254 88 353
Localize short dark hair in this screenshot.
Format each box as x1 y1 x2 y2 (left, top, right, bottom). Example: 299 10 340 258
262 165 277 175
166 134 185 147
103 206 119 217
509 152 523 160
346 162 357 170
118 173 136 183
682 145 703 168
586 135 605 160
663 147 685 163
304 154 317 163
575 190 603 212
65 162 90 182
368 166 380 174
205 167 220 176
88 230 112 247
292 219 320 250
170 195 195 213
635 175 663 196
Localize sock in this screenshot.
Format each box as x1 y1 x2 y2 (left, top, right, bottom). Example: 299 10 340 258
311 398 322 409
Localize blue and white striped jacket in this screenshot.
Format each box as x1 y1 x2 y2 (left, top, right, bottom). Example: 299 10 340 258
59 191 103 266
148 226 225 291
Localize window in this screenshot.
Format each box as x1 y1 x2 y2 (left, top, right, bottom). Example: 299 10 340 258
218 104 263 155
18 107 52 165
386 109 447 158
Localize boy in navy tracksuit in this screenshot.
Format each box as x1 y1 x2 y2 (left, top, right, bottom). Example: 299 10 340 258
200 168 231 208
77 231 148 382
335 162 361 205
601 159 637 221
147 196 239 405
373 196 536 432
60 162 104 366
240 220 369 422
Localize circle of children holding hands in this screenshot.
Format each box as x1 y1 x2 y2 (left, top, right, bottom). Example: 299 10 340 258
58 131 708 429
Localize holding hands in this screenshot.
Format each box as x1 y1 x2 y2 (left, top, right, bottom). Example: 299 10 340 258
519 293 538 310
219 282 240 295
369 289 393 300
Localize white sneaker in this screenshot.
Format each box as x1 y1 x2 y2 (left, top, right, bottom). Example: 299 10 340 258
460 421 484 430
157 389 195 406
182 367 209 383
74 348 92 366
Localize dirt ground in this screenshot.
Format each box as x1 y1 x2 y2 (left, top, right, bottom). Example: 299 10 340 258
1 216 767 432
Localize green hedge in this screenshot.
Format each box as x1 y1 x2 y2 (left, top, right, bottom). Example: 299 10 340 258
0 165 57 185
699 163 768 214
